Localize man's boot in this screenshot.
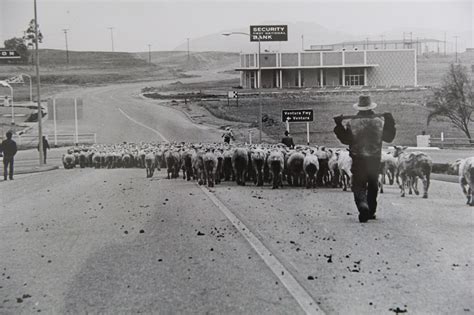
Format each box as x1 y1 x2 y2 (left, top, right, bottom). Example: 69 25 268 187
354 191 370 223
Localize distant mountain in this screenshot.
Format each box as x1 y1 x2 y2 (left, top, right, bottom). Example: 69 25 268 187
174 21 357 53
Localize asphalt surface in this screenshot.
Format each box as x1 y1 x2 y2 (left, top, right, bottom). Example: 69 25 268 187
1 71 473 314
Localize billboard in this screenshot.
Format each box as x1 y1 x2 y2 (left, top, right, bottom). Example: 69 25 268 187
282 109 313 122
250 25 288 42
47 98 83 121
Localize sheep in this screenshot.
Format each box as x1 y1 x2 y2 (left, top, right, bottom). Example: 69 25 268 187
287 151 305 187
203 149 218 187
336 150 352 191
393 146 432 198
452 157 474 206
250 147 266 186
145 152 156 178
232 147 249 186
267 149 285 189
303 151 319 189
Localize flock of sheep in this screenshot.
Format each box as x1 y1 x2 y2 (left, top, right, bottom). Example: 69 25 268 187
61 142 474 206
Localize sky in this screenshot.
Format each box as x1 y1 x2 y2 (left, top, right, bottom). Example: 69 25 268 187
1 0 472 52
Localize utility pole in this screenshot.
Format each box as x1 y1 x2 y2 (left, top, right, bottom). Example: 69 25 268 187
62 29 69 64
366 37 369 50
187 38 190 62
454 35 459 63
301 34 304 51
148 44 151 65
34 0 44 165
108 27 115 52
444 32 447 56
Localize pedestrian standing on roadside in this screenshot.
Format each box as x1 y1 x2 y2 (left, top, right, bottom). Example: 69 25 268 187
222 127 235 144
38 135 50 164
281 130 295 149
0 131 18 180
333 95 396 222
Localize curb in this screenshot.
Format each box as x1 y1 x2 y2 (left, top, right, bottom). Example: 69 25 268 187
1 165 59 176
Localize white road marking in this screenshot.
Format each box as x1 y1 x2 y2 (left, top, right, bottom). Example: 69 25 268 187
116 109 321 313
200 186 323 315
117 108 169 143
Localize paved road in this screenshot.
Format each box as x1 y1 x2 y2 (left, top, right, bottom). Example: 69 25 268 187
1 72 473 314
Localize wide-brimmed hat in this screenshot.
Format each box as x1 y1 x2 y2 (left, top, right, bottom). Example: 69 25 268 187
353 95 377 111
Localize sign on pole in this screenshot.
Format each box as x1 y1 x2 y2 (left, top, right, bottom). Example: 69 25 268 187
227 91 239 106
250 25 288 42
282 109 313 122
0 50 21 59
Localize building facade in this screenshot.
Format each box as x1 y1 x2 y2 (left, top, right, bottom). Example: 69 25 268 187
237 49 417 89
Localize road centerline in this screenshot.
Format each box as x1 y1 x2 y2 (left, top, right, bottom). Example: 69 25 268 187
117 107 169 143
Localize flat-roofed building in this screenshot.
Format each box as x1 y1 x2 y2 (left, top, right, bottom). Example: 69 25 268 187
237 49 417 89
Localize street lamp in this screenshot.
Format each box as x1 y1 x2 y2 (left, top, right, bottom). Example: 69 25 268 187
34 0 44 165
222 31 263 143
0 81 14 125
20 74 32 102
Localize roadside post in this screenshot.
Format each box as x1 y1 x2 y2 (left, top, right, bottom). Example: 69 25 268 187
53 98 58 146
74 98 79 145
282 109 314 145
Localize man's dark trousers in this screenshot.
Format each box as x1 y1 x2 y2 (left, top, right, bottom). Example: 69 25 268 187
3 157 14 180
43 149 47 164
351 156 381 216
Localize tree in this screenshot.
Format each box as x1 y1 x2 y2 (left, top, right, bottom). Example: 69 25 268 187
3 37 29 64
23 19 43 48
427 63 474 142
23 19 43 65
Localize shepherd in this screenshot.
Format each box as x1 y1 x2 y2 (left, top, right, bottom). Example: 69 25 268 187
222 127 235 144
333 95 396 222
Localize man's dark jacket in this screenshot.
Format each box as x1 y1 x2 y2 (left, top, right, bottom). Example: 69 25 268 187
334 110 396 158
281 136 295 149
1 139 18 159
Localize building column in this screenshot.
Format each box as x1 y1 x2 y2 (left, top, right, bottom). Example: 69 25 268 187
240 72 243 87
279 70 283 89
298 70 302 88
364 68 368 86
254 71 258 89
320 69 324 87
342 68 346 86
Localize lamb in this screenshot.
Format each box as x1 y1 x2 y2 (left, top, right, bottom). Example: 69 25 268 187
203 149 218 187
379 151 398 193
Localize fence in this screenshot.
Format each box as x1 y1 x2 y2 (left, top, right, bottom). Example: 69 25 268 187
429 137 474 148
14 133 97 148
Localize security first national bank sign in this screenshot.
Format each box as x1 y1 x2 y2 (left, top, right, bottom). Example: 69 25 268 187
250 25 288 42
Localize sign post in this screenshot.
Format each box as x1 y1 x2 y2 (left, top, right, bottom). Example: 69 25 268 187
282 109 314 144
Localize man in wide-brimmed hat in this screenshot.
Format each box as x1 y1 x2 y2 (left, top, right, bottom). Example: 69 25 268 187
333 95 396 223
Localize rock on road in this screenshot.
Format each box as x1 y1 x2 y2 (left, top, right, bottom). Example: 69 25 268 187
1 71 473 314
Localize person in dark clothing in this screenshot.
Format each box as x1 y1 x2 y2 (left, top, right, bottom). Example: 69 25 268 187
38 136 50 164
1 131 18 180
281 130 295 149
222 127 235 144
334 95 396 223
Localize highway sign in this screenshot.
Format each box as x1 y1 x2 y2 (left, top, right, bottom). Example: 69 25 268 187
228 91 238 98
0 50 20 59
250 25 288 42
282 109 313 122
